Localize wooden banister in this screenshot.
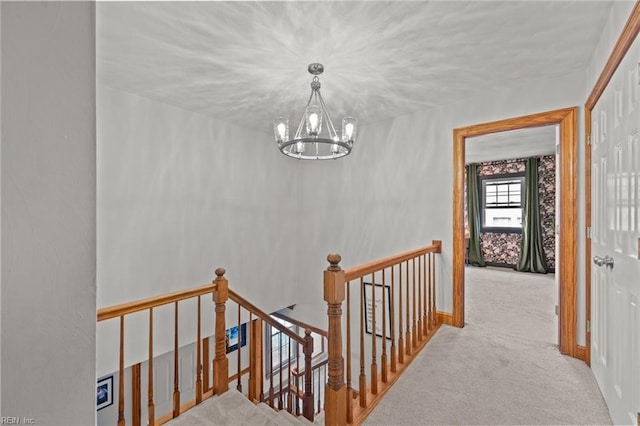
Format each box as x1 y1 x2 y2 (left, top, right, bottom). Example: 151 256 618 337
97 283 218 322
213 268 229 395
344 242 441 281
303 329 314 422
323 254 347 426
271 311 328 337
325 241 443 425
291 357 329 377
228 289 305 345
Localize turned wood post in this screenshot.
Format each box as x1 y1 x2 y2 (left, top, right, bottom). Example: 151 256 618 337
324 254 347 426
212 268 229 395
302 328 315 422
248 318 263 402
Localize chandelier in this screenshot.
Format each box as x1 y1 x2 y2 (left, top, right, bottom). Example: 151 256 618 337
273 63 357 160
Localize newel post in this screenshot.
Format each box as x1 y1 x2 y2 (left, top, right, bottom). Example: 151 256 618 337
323 254 347 426
302 328 315 422
212 268 229 395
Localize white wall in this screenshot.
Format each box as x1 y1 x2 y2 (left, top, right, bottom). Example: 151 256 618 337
96 85 300 375
1 2 96 424
586 1 637 95
290 71 589 345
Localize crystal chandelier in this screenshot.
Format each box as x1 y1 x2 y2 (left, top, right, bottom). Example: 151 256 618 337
273 63 357 160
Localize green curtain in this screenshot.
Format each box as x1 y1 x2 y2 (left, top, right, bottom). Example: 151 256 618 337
516 157 548 273
467 164 486 267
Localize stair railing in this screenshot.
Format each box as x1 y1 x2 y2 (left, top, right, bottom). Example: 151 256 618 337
96 268 230 426
323 241 443 425
227 289 317 421
97 267 319 425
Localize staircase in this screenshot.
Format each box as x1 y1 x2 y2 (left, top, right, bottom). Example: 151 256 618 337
166 390 324 426
96 241 443 425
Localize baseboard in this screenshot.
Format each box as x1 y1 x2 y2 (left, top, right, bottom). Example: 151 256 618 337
437 311 455 326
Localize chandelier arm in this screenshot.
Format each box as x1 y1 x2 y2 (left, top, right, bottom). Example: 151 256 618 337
293 91 315 139
316 91 338 139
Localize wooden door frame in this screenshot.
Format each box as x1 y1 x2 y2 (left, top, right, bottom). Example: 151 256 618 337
451 107 579 357
584 1 640 366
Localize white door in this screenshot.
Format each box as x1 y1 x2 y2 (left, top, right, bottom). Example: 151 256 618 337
591 34 640 426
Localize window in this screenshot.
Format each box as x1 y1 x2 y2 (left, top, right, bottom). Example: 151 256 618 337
267 318 297 372
480 173 524 232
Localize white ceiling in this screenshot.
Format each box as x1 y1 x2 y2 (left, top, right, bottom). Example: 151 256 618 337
97 1 613 135
466 125 558 164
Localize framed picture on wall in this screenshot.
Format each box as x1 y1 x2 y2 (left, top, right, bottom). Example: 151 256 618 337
363 282 392 339
226 323 247 353
97 375 113 411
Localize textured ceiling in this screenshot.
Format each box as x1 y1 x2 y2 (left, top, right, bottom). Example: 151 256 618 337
97 1 613 134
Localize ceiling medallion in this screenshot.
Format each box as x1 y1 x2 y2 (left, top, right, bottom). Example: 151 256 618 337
273 63 357 160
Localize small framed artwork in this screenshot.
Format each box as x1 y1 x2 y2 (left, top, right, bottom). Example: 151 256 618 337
226 323 247 353
97 375 113 411
363 282 392 339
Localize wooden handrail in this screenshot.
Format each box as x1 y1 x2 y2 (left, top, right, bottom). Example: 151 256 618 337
228 289 305 345
344 241 442 281
324 242 444 426
291 357 329 377
271 311 328 337
97 283 218 322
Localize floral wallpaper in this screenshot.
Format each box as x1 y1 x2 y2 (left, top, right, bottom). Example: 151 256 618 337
466 155 555 271
537 155 556 271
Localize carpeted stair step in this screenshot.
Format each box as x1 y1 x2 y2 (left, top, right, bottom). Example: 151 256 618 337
165 389 320 425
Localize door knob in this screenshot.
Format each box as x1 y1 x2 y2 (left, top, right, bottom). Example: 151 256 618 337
593 255 614 268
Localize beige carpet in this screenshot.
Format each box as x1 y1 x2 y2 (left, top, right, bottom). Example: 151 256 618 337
364 266 612 425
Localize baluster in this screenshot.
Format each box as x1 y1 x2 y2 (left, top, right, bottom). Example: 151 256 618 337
398 263 404 364
132 363 141 426
431 251 436 328
405 261 411 356
236 304 242 393
429 253 435 328
346 281 353 423
295 343 300 415
196 296 203 404
417 255 423 341
173 302 180 418
287 339 293 413
213 268 229 395
118 316 125 426
203 337 210 394
324 254 347 426
148 308 155 426
370 272 378 395
358 276 366 408
249 315 263 402
323 365 327 412
316 367 321 414
423 254 428 336
390 265 397 373
278 330 283 409
269 323 275 408
412 258 417 349
303 329 314 422
381 269 388 383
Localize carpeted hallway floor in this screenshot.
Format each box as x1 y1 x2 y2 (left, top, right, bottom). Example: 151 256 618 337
364 266 612 425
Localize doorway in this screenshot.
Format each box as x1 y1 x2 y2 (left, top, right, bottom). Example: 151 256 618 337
451 107 580 358
465 126 559 344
